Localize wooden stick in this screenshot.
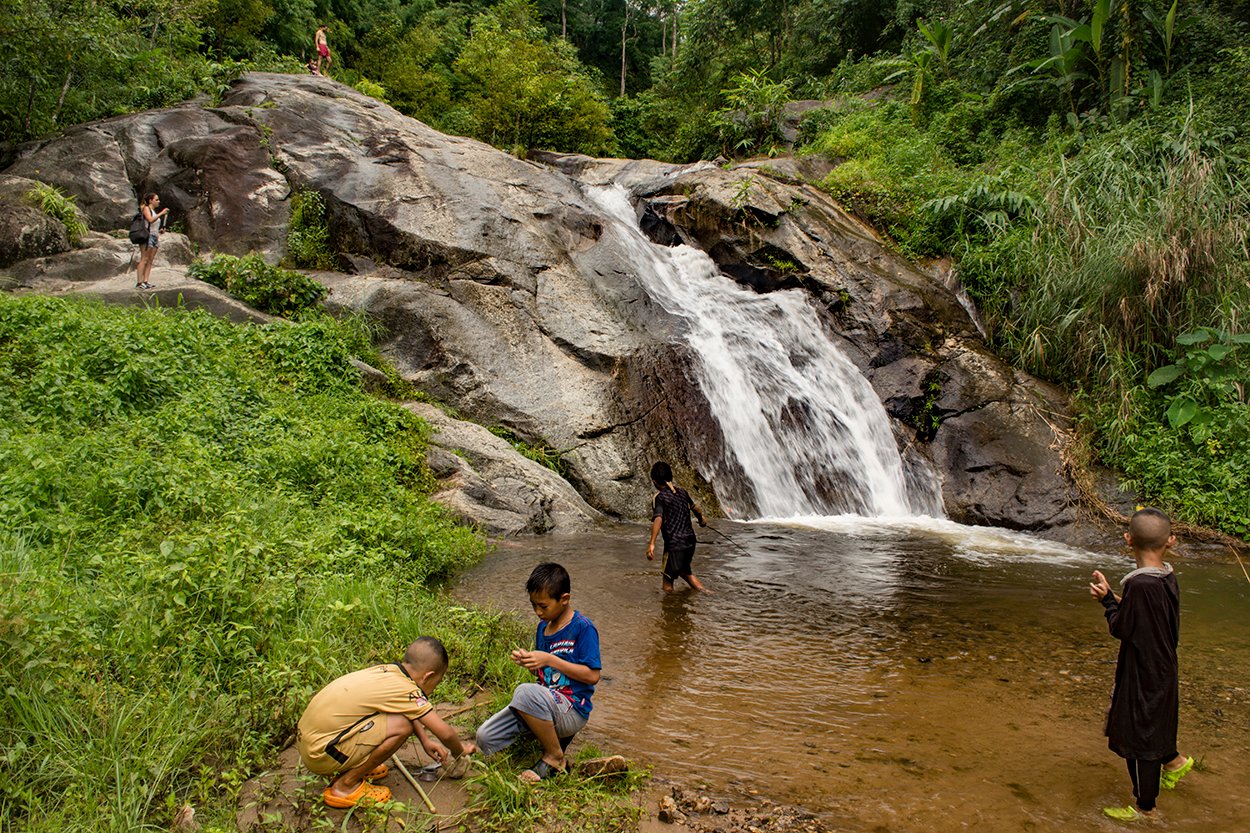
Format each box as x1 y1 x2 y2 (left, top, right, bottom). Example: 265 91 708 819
1231 545 1250 585
439 702 482 719
391 755 437 815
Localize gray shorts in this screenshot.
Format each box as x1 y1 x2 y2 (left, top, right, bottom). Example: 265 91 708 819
475 683 588 756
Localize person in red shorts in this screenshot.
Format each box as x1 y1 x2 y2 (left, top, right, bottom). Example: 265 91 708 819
314 24 332 76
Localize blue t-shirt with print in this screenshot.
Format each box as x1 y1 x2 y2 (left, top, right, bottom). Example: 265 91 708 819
534 610 601 716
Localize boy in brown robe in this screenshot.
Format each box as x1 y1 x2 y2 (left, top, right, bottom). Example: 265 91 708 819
1089 507 1194 821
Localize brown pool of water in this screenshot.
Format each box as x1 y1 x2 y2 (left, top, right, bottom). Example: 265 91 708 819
454 518 1250 833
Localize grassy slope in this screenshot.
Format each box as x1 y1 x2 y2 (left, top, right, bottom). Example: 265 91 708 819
0 295 540 831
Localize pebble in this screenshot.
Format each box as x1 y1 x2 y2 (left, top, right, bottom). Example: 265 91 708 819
658 795 680 823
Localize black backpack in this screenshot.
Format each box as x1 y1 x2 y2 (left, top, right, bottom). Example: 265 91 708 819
128 212 147 244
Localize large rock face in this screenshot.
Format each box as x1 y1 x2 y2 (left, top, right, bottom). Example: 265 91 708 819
0 73 1080 533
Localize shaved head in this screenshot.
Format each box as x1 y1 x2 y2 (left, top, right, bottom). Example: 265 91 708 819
1128 507 1173 551
403 636 449 673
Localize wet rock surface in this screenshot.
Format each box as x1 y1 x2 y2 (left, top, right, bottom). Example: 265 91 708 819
403 401 603 535
2 72 1084 533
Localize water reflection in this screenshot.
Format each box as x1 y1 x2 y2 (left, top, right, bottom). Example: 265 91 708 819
455 520 1250 832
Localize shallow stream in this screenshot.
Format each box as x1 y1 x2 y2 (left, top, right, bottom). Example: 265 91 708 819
455 518 1249 832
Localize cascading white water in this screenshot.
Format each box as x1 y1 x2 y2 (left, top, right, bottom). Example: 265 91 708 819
587 184 941 519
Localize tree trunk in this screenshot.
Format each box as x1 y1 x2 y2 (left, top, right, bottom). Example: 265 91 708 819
619 0 629 97
52 70 73 124
1120 0 1133 95
562 0 567 38
620 21 627 96
23 78 37 135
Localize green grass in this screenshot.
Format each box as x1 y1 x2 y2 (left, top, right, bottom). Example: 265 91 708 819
464 742 647 833
487 426 567 476
0 295 536 831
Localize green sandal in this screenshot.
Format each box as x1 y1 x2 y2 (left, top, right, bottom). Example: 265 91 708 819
1102 805 1144 822
1160 756 1194 790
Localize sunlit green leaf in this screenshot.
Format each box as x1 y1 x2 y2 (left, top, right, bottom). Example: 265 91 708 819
1165 396 1199 428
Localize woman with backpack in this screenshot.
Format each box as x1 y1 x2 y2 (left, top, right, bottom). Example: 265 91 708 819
135 192 168 290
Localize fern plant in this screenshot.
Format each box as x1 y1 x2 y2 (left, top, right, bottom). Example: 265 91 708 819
25 182 89 244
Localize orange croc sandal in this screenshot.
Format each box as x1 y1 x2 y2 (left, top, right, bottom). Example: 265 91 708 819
323 781 391 808
365 764 388 781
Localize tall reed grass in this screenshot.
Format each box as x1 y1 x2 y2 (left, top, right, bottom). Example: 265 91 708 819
993 113 1250 391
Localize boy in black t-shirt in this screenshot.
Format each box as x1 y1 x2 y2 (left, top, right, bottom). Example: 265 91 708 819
645 461 709 592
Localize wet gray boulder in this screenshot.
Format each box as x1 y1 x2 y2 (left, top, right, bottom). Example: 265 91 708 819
551 154 1077 531
405 402 602 535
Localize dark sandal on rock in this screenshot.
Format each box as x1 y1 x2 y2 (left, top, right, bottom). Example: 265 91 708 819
519 760 564 782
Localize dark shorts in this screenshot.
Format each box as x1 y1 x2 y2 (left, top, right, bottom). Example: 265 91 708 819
662 544 696 583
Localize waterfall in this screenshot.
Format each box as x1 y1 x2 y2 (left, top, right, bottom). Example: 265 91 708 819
587 184 941 519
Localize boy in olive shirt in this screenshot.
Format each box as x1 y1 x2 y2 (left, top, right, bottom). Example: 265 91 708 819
297 636 476 807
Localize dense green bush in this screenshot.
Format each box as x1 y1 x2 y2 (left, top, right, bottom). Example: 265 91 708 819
284 189 336 270
715 70 792 157
1088 393 1250 538
189 253 327 318
0 295 517 831
807 101 979 256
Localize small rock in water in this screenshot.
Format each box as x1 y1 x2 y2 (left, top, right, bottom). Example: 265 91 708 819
658 795 680 823
712 801 730 814
692 795 713 813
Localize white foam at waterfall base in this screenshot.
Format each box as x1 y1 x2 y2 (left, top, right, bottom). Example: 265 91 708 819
760 514 1101 566
587 184 943 519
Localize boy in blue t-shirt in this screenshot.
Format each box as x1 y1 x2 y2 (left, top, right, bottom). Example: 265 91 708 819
475 562 601 781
